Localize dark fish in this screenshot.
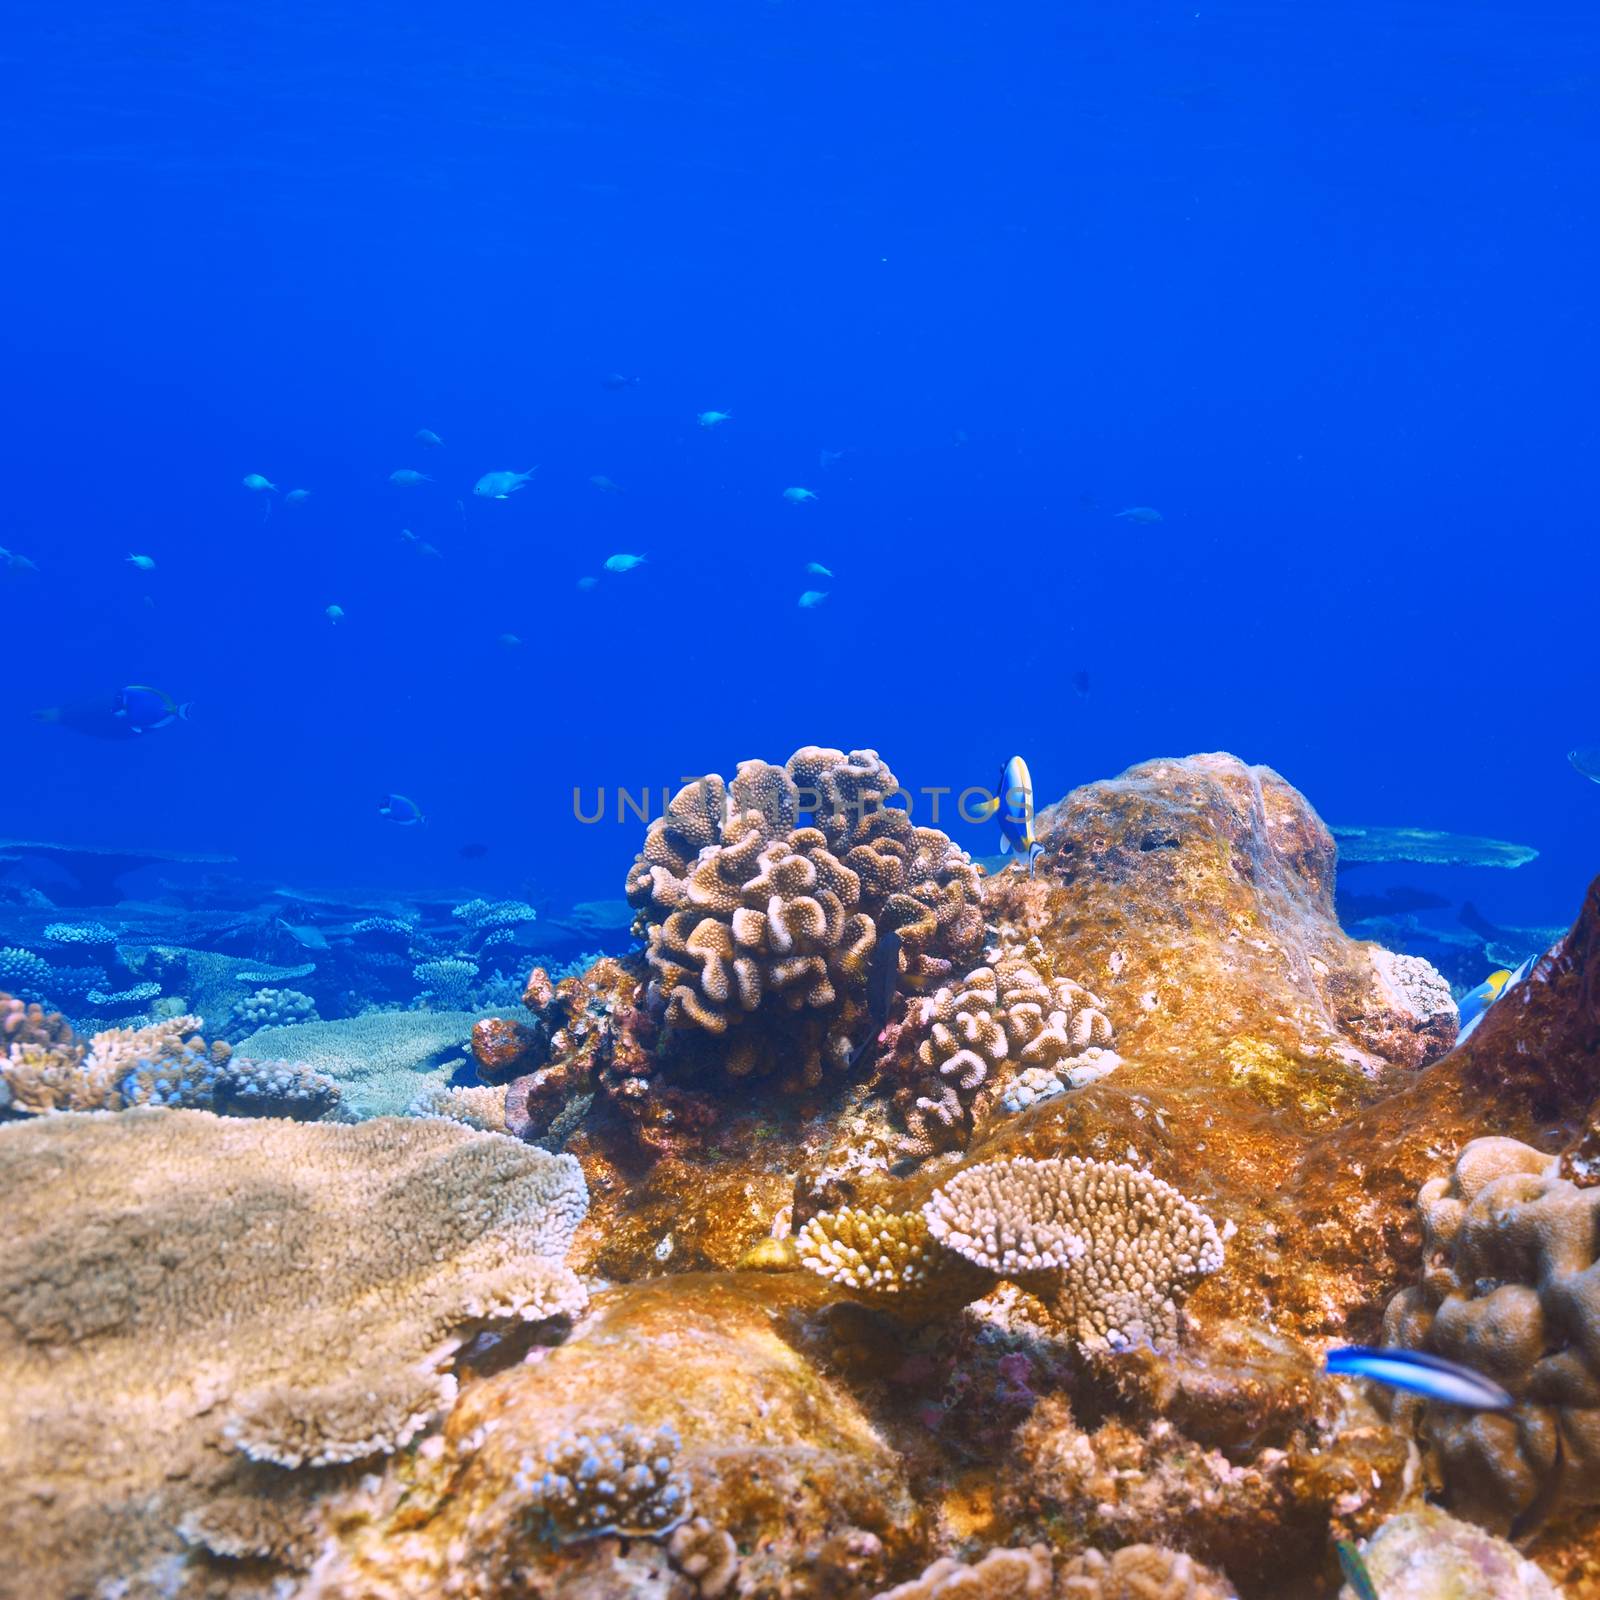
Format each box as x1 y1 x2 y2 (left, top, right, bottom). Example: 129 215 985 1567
1324 1346 1514 1410
601 372 640 390
1072 670 1091 698
378 793 426 826
459 842 490 859
1334 1538 1379 1600
848 928 902 1070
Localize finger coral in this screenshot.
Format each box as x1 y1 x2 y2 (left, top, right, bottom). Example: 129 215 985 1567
625 747 983 1092
1380 1135 1600 1533
0 1109 588 1591
891 943 1115 1154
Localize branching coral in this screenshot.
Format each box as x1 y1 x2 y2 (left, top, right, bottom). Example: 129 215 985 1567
222 984 318 1041
891 942 1115 1154
669 1516 741 1597
409 1080 509 1132
413 956 480 1007
515 1422 691 1543
0 1110 588 1589
1379 1135 1600 1533
795 1204 984 1312
0 999 220 1115
624 747 983 1092
215 1055 342 1119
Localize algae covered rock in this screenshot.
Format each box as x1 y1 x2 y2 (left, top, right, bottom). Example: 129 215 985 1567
1343 1505 1564 1599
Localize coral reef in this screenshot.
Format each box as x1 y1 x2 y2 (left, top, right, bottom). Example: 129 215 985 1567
0 1110 587 1594
873 1545 1054 1599
409 1079 509 1131
1057 1546 1237 1600
221 983 318 1040
516 1421 691 1542
1329 824 1539 869
1380 1135 1600 1534
233 1008 487 1117
624 746 983 1092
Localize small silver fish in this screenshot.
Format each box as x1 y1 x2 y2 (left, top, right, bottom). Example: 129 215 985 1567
415 428 444 448
1323 1346 1514 1410
576 576 599 591
126 553 156 572
804 561 833 577
473 468 538 499
1115 505 1163 524
604 553 646 573
782 486 817 504
390 469 432 487
242 473 277 492
589 474 624 493
697 410 732 428
325 604 344 624
1569 747 1600 784
283 488 311 507
798 589 829 609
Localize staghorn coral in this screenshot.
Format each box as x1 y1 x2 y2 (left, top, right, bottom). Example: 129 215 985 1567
0 1110 588 1593
624 746 983 1092
871 1544 1054 1599
0 945 52 999
1380 1135 1600 1533
412 956 480 1006
1056 1546 1237 1600
926 1156 1224 1351
515 1421 691 1543
892 944 1114 1154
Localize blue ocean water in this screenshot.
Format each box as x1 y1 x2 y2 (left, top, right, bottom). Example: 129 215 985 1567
1 0 1595 932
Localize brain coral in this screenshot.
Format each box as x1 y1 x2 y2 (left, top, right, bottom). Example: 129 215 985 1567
1380 1135 1600 1533
0 1109 587 1592
892 941 1114 1155
625 746 984 1090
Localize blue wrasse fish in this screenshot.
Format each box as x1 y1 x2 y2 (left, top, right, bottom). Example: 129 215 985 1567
972 755 1046 874
35 685 194 739
378 793 426 826
1334 1538 1378 1600
1324 1346 1514 1410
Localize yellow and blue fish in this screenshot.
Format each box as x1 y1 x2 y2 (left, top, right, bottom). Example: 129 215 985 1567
1456 952 1540 1043
973 755 1046 874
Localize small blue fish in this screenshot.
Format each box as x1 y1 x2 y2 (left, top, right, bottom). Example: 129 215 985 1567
378 793 426 826
1324 1347 1514 1410
1335 1538 1378 1600
1456 954 1540 1044
972 755 1046 874
114 684 193 733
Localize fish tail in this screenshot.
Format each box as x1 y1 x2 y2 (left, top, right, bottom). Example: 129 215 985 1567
178 702 196 721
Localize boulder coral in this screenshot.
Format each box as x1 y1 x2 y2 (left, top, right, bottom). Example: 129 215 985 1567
625 746 984 1090
1380 1134 1600 1534
0 1110 587 1595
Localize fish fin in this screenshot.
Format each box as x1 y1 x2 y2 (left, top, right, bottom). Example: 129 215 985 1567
178 702 195 721
1028 843 1045 876
970 795 999 821
999 834 1013 855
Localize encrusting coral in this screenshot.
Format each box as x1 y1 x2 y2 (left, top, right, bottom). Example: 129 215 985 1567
1380 1134 1600 1534
1343 1505 1564 1599
516 1421 692 1542
0 1109 588 1593
625 746 984 1091
1056 1545 1239 1600
871 1543 1054 1599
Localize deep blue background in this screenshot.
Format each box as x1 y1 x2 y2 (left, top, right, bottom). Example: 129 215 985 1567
1 0 1595 921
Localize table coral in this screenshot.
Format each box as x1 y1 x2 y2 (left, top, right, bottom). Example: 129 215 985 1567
624 746 983 1093
926 1156 1224 1350
0 1110 588 1595
1380 1135 1600 1534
